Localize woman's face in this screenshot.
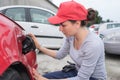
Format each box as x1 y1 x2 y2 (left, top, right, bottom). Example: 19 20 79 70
59 20 80 37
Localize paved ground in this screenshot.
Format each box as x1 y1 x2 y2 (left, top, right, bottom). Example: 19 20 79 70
105 54 120 80
36 53 120 80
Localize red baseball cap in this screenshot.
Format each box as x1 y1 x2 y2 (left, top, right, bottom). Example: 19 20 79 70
48 1 88 24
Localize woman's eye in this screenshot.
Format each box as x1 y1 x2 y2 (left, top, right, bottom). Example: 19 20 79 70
60 24 66 27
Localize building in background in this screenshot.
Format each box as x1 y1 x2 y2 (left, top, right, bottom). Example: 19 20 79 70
0 0 58 12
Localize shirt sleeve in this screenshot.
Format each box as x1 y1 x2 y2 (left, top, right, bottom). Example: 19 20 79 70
68 41 103 80
55 38 70 60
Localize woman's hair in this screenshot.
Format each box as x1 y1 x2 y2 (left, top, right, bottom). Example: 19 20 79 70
87 8 96 21
81 8 96 26
69 8 96 27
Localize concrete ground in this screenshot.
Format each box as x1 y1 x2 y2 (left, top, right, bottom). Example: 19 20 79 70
36 53 120 80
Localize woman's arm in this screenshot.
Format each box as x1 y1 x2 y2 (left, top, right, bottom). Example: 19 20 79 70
29 33 57 58
38 46 57 58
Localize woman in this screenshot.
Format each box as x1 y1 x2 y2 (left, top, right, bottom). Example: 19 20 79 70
30 1 107 80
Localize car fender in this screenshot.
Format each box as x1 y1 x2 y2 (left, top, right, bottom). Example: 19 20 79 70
0 14 37 75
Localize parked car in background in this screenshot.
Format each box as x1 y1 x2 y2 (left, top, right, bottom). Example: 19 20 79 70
0 5 64 49
0 13 37 80
98 22 120 33
99 27 120 54
89 24 100 34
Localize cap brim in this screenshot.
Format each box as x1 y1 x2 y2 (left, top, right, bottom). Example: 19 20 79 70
48 16 67 24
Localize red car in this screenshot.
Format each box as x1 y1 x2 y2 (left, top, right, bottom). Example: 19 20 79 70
0 13 37 80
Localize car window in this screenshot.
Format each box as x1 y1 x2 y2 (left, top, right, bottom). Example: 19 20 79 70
0 10 2 13
30 8 54 24
114 23 120 28
4 8 26 21
107 23 120 29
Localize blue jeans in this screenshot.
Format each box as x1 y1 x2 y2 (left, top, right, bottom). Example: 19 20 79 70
43 70 97 80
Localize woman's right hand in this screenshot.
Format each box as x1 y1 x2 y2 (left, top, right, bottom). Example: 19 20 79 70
32 68 48 80
28 33 42 49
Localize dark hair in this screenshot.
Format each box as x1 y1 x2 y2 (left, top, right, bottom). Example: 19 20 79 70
81 8 96 26
69 8 96 27
87 8 96 21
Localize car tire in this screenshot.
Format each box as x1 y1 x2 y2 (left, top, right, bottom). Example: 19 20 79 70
0 68 28 80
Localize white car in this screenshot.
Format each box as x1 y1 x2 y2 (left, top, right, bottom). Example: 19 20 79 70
98 22 120 33
99 28 120 54
89 24 100 34
0 5 64 49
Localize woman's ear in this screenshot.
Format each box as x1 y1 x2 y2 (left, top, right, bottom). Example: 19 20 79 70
75 21 81 28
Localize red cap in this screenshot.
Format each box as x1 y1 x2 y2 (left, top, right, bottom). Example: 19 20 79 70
48 1 88 24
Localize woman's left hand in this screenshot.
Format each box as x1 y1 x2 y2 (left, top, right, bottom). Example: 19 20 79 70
32 68 48 80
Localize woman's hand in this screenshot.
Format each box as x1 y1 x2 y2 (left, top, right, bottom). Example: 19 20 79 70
32 68 48 80
28 33 42 49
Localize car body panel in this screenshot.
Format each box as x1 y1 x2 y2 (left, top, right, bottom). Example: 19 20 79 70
104 42 120 54
89 24 100 34
98 22 120 33
17 21 64 48
99 27 120 54
0 13 37 80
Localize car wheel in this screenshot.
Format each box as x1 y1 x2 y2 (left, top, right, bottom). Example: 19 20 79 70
0 68 29 80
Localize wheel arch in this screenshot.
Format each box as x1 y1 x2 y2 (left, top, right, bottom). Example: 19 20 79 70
1 61 33 80
10 62 32 79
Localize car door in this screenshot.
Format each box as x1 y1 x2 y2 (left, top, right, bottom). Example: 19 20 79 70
17 7 64 49
28 8 64 48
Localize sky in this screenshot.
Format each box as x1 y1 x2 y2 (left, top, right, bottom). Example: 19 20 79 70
52 0 120 22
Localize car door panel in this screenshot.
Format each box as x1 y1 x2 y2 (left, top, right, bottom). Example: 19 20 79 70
16 21 64 48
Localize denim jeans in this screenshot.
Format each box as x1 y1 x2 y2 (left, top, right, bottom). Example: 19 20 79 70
43 70 97 80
